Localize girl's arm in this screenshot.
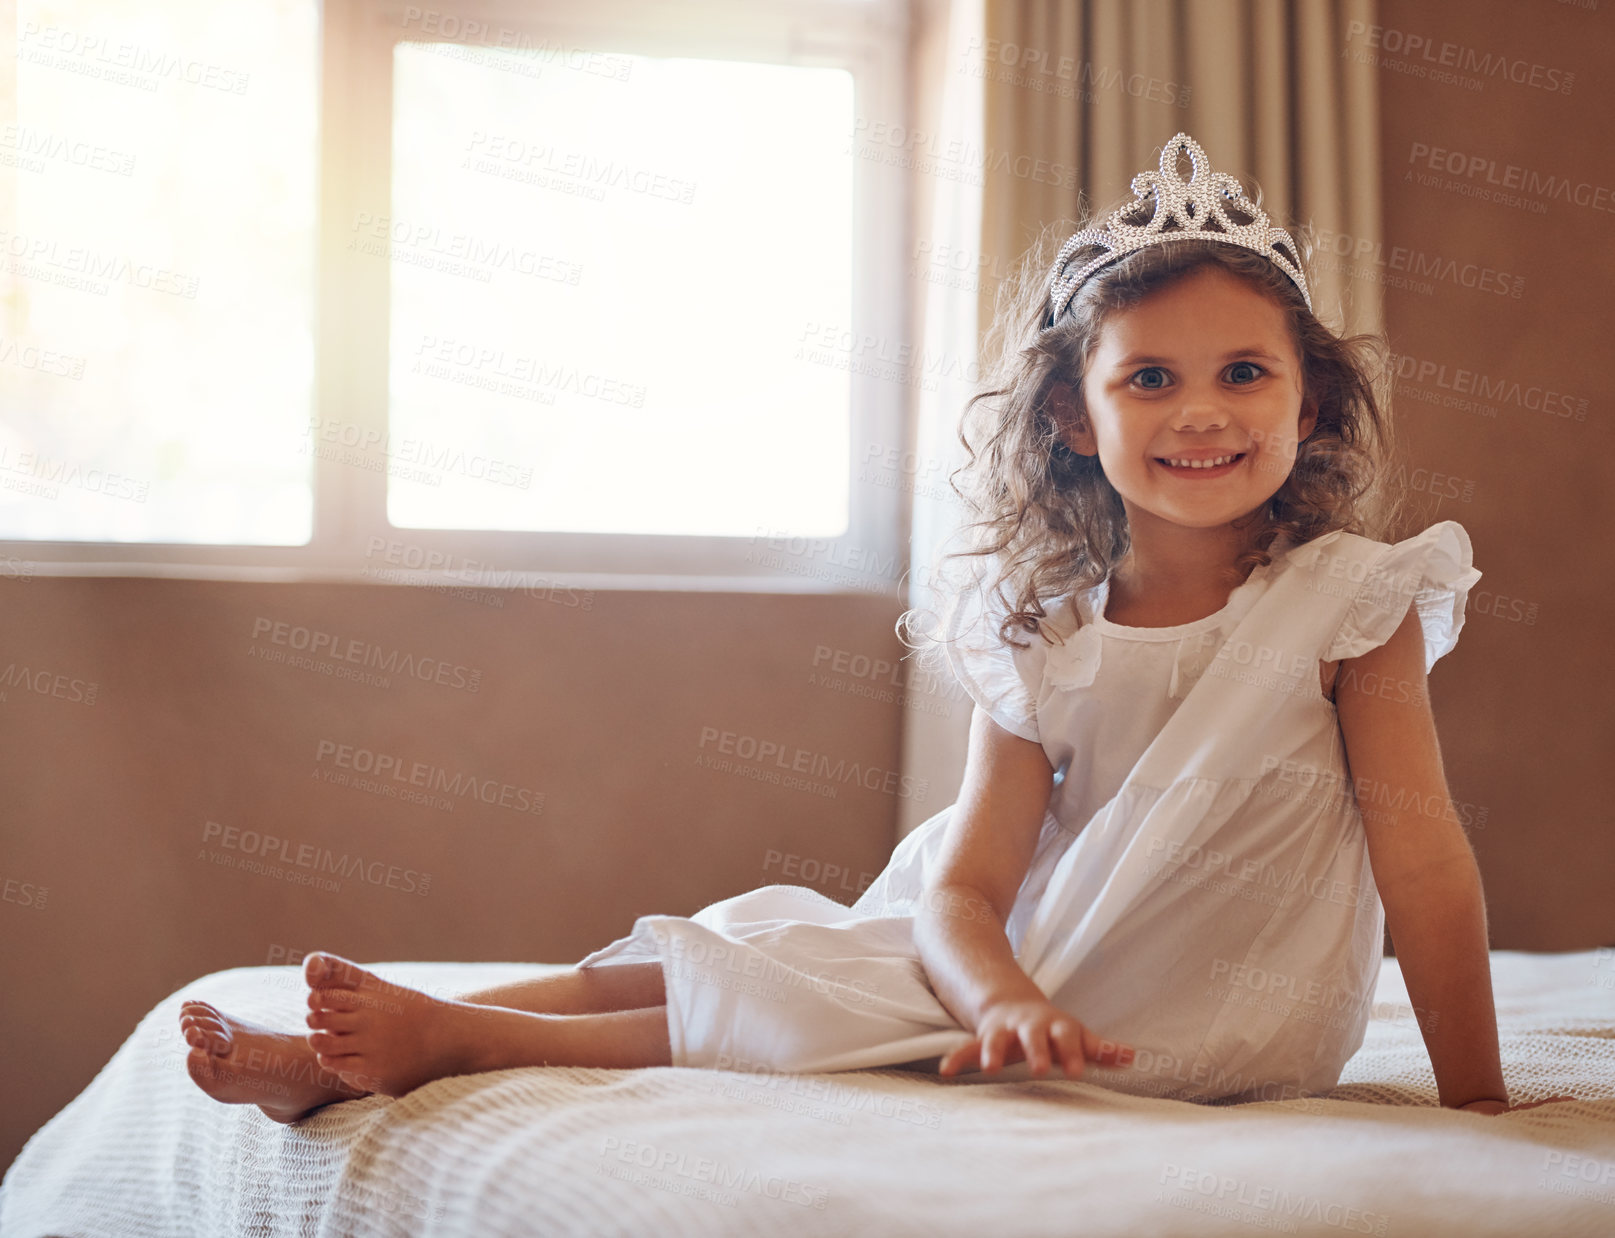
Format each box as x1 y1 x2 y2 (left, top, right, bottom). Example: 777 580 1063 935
1334 605 1511 1110
913 705 1053 1028
913 707 1134 1076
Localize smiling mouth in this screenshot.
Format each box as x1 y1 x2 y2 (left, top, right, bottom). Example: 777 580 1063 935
1154 452 1247 471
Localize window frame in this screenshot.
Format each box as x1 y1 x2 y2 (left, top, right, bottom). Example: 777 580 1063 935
4 0 913 592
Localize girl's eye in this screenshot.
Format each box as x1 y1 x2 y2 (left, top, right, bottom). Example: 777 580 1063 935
1132 367 1168 390
1227 361 1265 384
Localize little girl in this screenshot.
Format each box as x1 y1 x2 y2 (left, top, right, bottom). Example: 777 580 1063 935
180 132 1568 1121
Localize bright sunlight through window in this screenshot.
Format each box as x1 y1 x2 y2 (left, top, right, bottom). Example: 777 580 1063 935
386 45 854 538
1 0 317 543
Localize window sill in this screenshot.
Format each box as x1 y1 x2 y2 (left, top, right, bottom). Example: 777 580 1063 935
1 558 904 594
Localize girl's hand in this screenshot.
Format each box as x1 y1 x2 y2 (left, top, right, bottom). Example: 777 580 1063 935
1455 1093 1577 1116
939 999 1135 1080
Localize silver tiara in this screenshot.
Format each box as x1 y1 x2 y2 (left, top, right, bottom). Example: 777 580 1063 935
1047 132 1312 323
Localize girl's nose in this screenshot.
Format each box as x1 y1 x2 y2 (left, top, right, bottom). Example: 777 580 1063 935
1171 399 1229 429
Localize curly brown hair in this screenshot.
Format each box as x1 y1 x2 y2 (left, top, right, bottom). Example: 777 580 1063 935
900 204 1410 665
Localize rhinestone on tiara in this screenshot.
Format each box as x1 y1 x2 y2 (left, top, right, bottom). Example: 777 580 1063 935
1047 132 1312 323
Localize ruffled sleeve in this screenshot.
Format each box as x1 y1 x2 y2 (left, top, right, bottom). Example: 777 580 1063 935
1322 520 1482 673
936 574 1049 744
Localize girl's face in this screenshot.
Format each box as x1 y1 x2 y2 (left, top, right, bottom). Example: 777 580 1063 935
1063 265 1316 539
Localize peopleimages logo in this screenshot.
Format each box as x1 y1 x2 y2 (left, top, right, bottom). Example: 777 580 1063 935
597 1136 828 1210
0 660 99 704
1301 226 1525 298
1343 20 1575 95
200 820 431 896
1388 352 1588 422
1157 1162 1390 1234
696 726 928 801
314 739 546 816
250 617 482 693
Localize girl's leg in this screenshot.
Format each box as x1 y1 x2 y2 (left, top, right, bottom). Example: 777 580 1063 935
303 954 672 1096
449 961 665 1015
180 956 672 1124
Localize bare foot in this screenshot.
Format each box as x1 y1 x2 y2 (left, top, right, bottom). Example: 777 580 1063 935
303 951 493 1097
179 999 370 1123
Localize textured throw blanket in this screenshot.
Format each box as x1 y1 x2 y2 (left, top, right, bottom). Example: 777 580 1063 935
3 950 1612 1237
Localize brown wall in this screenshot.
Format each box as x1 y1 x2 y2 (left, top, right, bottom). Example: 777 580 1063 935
1375 0 1615 950
0 577 912 1170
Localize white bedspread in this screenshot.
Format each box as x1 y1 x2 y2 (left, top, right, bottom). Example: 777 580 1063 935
3 950 1613 1237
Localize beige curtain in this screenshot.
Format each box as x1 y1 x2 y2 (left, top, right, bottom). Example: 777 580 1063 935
979 0 1383 336
898 0 1382 838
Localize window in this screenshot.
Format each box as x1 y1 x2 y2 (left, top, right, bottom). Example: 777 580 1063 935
1 0 910 588
387 46 852 538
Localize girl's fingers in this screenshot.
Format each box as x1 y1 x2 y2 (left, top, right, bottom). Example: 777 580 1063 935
946 1015 1140 1081
977 1028 996 1073
1082 1026 1136 1066
1019 1025 1052 1076
982 1026 1015 1073
1048 1020 1088 1079
939 1039 979 1077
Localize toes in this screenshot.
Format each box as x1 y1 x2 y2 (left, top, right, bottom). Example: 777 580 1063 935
307 1030 350 1055
178 1002 227 1050
181 1018 230 1055
304 951 370 992
302 951 339 988
315 1050 365 1083
307 987 362 1014
306 1009 359 1032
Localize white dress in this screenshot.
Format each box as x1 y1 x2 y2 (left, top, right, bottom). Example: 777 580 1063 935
578 521 1482 1102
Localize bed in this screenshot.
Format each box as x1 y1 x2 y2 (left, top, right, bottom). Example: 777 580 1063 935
3 949 1612 1237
